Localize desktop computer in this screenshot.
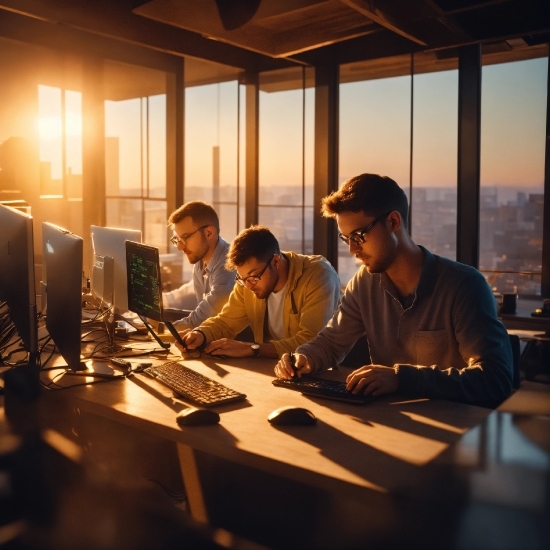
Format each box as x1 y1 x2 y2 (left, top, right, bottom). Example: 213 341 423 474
91 226 142 314
0 203 38 364
42 222 86 372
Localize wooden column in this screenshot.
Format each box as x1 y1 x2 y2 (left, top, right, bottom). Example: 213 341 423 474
541 51 550 298
243 71 259 228
314 64 339 267
82 55 106 270
456 45 481 268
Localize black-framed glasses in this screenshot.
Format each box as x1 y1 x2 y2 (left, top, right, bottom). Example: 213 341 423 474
170 225 209 247
235 255 275 287
338 211 393 246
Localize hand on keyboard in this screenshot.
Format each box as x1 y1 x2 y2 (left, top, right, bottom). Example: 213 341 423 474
274 353 312 380
345 364 399 397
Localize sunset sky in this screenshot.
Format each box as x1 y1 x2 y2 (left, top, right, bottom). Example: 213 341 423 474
38 56 547 199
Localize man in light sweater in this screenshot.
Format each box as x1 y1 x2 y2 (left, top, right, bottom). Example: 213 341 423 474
275 173 513 408
179 225 341 358
163 201 235 333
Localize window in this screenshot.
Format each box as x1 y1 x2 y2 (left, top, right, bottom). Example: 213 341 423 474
104 61 168 252
259 67 315 255
411 66 458 261
339 60 411 284
183 58 242 283
480 56 547 297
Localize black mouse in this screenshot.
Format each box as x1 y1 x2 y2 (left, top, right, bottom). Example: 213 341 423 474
176 407 220 427
267 406 316 426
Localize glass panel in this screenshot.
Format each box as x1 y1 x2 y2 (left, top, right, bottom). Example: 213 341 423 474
105 98 141 197
258 67 314 254
339 71 411 285
259 89 304 204
411 68 458 260
259 206 309 253
144 199 167 253
38 84 63 196
480 57 547 297
65 90 83 199
218 203 239 243
106 197 142 230
185 75 239 239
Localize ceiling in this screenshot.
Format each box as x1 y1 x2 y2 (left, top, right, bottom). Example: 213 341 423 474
132 0 549 64
0 0 548 72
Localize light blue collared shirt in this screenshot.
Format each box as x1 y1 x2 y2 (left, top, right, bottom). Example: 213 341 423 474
163 237 235 329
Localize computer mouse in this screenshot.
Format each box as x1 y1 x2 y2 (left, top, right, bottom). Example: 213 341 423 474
176 407 220 427
267 406 316 426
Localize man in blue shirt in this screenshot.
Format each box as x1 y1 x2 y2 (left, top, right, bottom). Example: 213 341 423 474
163 201 235 332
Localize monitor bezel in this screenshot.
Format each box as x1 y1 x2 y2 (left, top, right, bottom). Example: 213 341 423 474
42 222 85 372
0 204 38 360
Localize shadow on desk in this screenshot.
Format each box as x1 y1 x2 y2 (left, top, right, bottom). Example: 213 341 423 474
194 445 470 550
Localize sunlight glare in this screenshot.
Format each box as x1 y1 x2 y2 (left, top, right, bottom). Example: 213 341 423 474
38 111 82 140
38 116 62 140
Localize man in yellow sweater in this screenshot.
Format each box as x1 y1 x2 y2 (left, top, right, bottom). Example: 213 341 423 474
179 225 341 358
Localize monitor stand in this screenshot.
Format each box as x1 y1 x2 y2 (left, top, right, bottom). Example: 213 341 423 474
138 315 171 351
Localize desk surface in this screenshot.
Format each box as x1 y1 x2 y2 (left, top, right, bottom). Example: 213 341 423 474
41 352 492 498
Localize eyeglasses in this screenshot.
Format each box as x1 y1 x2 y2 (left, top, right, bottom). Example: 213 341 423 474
235 255 275 287
338 211 392 246
170 225 209 247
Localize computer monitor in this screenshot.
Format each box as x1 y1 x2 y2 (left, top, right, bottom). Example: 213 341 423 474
91 225 142 313
42 222 85 372
0 204 38 363
125 240 184 350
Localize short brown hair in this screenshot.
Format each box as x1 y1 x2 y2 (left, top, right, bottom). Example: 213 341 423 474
226 225 281 270
321 173 409 229
168 201 220 232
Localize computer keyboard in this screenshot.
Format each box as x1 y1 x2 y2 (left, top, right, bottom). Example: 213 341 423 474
144 361 246 407
272 375 376 405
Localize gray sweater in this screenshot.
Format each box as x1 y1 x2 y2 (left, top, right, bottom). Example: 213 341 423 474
297 247 513 408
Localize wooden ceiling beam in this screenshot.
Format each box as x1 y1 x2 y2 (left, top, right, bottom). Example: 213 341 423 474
0 0 295 71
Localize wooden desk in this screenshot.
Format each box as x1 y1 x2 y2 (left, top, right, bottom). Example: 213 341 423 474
35 354 550 549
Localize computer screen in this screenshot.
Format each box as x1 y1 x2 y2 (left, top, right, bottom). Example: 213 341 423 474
0 204 38 362
42 222 85 372
91 225 142 313
125 240 163 323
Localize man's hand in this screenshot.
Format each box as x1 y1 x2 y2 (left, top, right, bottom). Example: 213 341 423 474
205 338 254 358
274 353 312 379
178 330 205 353
346 364 399 396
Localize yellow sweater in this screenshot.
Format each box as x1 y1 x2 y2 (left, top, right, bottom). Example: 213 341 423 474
196 251 341 357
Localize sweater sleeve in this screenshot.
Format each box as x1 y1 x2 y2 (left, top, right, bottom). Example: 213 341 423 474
195 284 251 344
396 272 513 408
271 261 342 357
296 273 367 371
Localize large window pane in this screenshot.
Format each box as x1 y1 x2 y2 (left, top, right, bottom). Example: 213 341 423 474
339 71 411 284
184 59 241 282
105 98 141 197
185 80 239 225
106 198 142 230
411 68 458 260
258 67 314 254
104 60 168 258
38 85 63 195
480 57 547 297
144 199 167 252
148 94 166 199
